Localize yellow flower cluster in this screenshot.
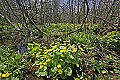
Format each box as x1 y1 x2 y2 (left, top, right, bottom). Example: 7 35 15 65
60 46 69 53
57 64 62 74
0 72 12 78
44 49 53 54
36 52 41 55
39 62 44 69
46 58 51 62
44 45 57 54
50 42 55 46
58 69 62 74
70 45 77 52
57 64 62 68
39 65 44 69
39 58 51 69
60 49 68 53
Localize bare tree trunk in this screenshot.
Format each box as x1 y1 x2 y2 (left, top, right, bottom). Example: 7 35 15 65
93 0 96 24
77 0 81 24
53 0 59 23
71 0 74 23
82 0 85 22
68 0 71 23
118 11 120 27
40 0 43 24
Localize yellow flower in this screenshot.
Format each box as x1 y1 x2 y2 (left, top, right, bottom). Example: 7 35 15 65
70 45 77 52
68 43 71 46
44 51 48 54
32 63 36 66
63 47 67 50
1 72 12 78
52 45 57 49
31 52 35 56
53 50 57 52
60 46 69 53
70 45 73 48
39 65 43 69
36 52 41 55
46 58 51 62
50 42 55 47
55 42 60 45
73 49 77 52
57 64 62 68
47 49 53 52
60 49 66 53
39 62 43 65
60 49 69 53
61 43 66 46
78 46 84 51
43 62 47 65
45 55 49 59
58 69 62 74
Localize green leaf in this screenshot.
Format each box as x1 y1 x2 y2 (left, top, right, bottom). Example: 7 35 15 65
31 46 40 53
51 67 58 72
114 69 120 74
80 75 84 79
49 69 56 76
10 77 19 80
60 73 67 79
64 67 72 76
94 73 99 80
56 52 62 55
76 64 79 67
69 55 74 59
110 71 114 74
36 71 47 76
35 61 40 65
43 66 47 71
28 43 33 49
74 78 80 80
102 70 107 74
15 53 21 60
33 42 40 47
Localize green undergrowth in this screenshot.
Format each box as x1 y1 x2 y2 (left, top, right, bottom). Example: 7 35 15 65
26 32 120 80
0 45 26 80
0 23 120 80
42 23 99 37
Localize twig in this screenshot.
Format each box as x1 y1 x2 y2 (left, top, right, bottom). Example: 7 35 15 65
0 13 20 31
90 14 117 27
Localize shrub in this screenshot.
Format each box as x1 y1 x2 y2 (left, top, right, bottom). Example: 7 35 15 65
0 45 26 80
28 41 86 79
102 31 120 52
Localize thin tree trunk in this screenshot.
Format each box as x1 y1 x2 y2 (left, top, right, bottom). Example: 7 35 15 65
93 0 96 24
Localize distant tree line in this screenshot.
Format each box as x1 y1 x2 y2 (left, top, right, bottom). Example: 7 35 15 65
0 0 119 32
